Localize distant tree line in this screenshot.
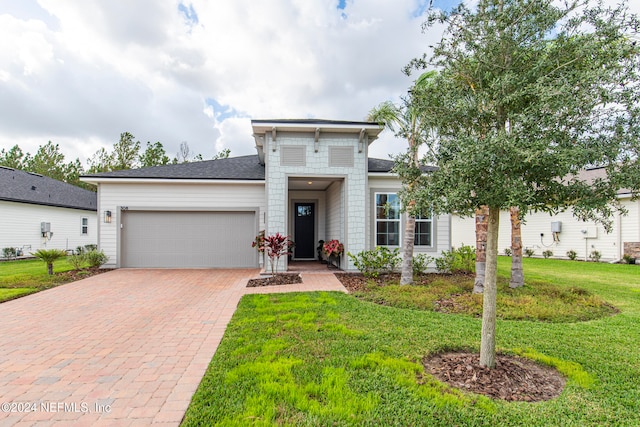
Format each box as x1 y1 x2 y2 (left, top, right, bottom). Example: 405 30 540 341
0 133 230 190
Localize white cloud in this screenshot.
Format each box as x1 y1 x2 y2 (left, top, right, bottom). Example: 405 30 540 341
0 0 636 167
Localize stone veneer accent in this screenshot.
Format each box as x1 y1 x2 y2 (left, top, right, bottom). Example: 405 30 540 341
265 132 367 271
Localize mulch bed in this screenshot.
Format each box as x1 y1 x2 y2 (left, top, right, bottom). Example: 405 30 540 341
57 268 113 282
334 272 398 292
246 273 302 287
422 352 566 402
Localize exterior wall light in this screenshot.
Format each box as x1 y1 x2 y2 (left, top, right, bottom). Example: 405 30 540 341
104 210 112 223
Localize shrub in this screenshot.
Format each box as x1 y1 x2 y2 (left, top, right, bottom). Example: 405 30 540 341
31 249 67 275
84 244 98 252
589 250 602 263
412 254 434 275
503 248 512 256
622 254 636 265
542 250 553 259
260 233 294 274
348 247 401 278
524 248 535 258
68 253 86 270
566 249 578 261
2 247 17 259
84 250 108 268
434 245 475 274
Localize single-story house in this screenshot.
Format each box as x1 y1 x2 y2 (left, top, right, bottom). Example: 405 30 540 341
81 119 452 271
0 166 98 257
451 168 640 262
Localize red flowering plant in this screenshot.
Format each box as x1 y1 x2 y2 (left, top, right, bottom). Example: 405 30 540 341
251 230 265 253
261 232 294 274
323 239 344 258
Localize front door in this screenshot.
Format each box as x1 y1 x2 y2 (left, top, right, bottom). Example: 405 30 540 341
294 203 315 259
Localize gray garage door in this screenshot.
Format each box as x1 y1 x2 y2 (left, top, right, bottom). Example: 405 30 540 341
121 210 257 268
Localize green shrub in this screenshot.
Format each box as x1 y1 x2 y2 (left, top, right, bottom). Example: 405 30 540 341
84 244 98 252
504 248 512 256
84 250 108 268
348 247 401 278
589 250 602 263
524 248 535 258
2 247 17 259
542 250 553 259
434 245 475 274
31 249 67 275
412 254 434 275
68 253 86 270
566 249 578 261
622 254 636 265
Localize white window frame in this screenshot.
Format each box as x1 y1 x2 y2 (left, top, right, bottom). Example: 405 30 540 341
81 217 88 235
374 192 401 247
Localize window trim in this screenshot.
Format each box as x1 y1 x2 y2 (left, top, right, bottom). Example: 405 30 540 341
374 192 401 247
81 217 88 235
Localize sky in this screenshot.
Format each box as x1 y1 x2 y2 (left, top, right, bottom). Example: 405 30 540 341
0 0 637 167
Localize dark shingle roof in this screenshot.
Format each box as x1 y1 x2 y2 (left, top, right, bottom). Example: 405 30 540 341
82 155 266 180
81 155 435 181
0 166 97 211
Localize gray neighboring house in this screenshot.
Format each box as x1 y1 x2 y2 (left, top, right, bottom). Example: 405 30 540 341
82 119 452 271
0 166 97 256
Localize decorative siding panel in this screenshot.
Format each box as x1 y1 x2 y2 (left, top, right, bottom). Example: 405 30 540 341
328 146 354 168
280 146 306 167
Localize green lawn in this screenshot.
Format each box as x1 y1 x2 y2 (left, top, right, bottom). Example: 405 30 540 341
0 257 76 302
183 258 640 426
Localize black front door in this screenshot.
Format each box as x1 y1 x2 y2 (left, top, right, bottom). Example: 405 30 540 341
294 203 315 258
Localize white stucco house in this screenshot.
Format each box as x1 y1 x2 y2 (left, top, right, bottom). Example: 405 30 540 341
0 166 98 256
451 168 640 262
81 119 452 271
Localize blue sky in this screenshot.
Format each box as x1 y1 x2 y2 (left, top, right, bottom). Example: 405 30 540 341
0 0 636 164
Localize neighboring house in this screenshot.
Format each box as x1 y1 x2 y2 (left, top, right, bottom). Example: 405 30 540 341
451 168 640 262
81 119 452 271
0 166 98 256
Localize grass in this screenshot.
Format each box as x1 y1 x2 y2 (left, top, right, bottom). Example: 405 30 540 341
351 269 617 322
183 257 640 426
0 257 77 302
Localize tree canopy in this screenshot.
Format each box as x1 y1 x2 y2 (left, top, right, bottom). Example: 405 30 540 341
402 0 639 367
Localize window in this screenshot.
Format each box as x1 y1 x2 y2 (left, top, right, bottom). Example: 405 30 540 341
414 212 433 247
81 217 88 235
375 193 400 246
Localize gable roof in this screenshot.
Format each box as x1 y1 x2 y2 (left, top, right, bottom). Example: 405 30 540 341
81 155 422 181
0 166 97 211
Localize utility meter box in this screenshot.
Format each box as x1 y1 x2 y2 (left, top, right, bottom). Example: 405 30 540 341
40 222 51 233
551 221 562 233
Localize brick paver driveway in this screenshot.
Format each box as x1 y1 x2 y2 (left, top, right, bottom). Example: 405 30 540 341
0 268 258 426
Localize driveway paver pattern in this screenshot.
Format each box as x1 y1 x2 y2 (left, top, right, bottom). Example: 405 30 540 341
0 268 346 426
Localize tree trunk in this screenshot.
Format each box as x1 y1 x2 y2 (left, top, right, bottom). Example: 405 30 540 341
480 206 500 368
47 262 53 276
473 205 489 294
509 206 524 288
400 213 416 285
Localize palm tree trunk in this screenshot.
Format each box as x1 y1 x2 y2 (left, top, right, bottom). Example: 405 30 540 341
509 206 524 288
47 262 54 275
473 205 489 294
400 213 416 285
480 206 500 368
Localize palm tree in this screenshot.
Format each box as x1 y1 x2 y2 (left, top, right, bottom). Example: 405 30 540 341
368 72 435 285
32 249 67 275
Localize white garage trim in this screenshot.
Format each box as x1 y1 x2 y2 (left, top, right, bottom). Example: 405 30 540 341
117 207 259 268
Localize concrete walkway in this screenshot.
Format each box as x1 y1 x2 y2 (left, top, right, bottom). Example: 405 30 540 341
0 268 346 426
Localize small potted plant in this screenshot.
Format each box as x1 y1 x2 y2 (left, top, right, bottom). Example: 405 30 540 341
322 239 344 269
